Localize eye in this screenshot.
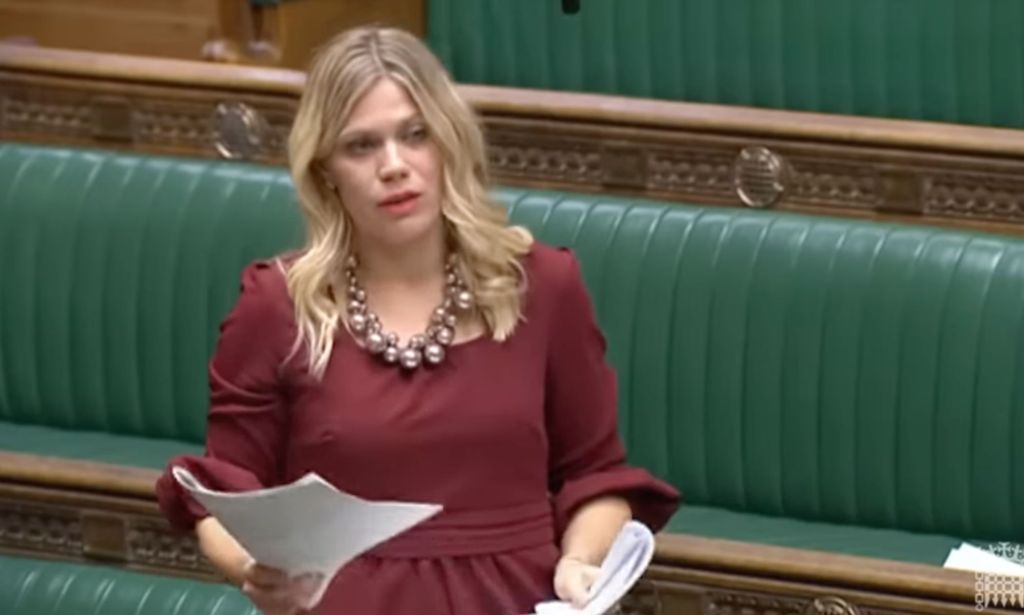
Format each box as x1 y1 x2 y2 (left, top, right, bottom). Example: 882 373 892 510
344 136 377 156
403 124 429 144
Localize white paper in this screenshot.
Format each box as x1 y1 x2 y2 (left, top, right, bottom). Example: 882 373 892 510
529 521 655 615
172 466 441 607
943 542 1024 576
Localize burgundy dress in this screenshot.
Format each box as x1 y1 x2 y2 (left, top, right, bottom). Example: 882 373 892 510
156 243 680 614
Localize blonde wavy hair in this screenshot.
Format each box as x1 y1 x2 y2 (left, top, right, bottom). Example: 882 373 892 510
285 26 533 378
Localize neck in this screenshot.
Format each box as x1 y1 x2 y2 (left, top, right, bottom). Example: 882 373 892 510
353 229 447 287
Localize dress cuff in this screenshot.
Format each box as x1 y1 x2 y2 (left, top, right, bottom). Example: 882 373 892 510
552 466 680 535
155 455 266 531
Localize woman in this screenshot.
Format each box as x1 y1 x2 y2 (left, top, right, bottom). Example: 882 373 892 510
156 26 679 615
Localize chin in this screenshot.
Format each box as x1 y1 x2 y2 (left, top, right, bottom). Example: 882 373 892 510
376 213 444 249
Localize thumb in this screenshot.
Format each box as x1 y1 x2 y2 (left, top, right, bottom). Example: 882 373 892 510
567 564 601 608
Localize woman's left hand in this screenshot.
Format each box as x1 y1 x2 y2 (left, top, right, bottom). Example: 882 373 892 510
553 555 601 608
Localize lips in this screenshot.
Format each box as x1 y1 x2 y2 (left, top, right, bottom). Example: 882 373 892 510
378 191 420 208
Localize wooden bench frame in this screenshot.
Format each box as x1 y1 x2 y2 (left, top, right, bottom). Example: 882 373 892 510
4 43 1024 238
0 44 1012 615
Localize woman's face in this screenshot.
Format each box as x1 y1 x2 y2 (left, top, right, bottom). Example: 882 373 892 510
323 77 444 251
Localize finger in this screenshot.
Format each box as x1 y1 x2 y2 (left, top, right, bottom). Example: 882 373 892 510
580 564 601 587
242 580 290 599
244 562 290 589
242 582 299 614
572 565 602 608
564 571 592 608
290 573 324 605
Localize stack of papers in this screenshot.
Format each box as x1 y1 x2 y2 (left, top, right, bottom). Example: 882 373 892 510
943 542 1024 576
530 521 655 615
172 467 442 608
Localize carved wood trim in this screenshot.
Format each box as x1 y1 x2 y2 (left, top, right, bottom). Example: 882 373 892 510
0 454 218 581
5 45 1024 236
0 488 218 581
642 565 990 615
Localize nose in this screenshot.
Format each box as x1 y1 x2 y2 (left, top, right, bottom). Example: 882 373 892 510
378 140 409 183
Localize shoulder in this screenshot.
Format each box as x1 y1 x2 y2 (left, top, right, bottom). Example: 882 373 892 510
238 257 292 306
523 241 585 299
212 256 297 379
225 256 295 333
521 241 591 321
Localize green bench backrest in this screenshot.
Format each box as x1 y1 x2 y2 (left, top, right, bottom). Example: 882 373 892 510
0 144 304 443
497 187 1024 542
2 143 1022 542
428 0 1024 129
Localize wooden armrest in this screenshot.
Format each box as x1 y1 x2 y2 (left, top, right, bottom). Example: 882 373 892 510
0 451 158 500
654 532 977 604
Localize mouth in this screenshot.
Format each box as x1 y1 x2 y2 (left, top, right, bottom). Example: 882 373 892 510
379 191 420 207
377 191 421 215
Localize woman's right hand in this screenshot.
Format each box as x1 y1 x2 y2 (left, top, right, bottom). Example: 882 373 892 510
195 517 318 614
240 561 320 615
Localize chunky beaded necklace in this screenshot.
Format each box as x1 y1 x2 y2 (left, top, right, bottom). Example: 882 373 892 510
343 255 474 370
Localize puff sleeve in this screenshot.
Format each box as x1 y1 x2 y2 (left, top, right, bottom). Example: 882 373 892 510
544 249 680 534
155 260 294 530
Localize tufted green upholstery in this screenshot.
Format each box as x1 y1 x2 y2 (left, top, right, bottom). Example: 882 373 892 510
494 186 1024 545
428 0 1024 129
0 144 303 445
2 143 1022 566
0 554 257 615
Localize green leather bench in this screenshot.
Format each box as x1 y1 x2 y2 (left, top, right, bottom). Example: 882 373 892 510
428 0 1024 130
0 145 303 467
504 186 1022 561
2 142 1017 613
0 555 257 615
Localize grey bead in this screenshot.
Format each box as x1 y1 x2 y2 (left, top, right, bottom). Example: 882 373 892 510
346 255 358 269
347 300 364 313
355 289 366 302
431 307 446 324
382 346 400 364
446 273 457 285
436 326 454 345
399 348 422 369
455 290 474 310
443 313 457 327
366 331 387 353
348 285 360 298
350 313 368 333
424 343 445 365
385 332 399 346
409 334 427 349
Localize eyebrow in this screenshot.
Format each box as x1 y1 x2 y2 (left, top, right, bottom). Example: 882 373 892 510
337 114 425 141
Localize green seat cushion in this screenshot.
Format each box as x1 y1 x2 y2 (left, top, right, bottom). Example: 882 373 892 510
669 505 964 565
0 421 201 470
0 554 256 615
